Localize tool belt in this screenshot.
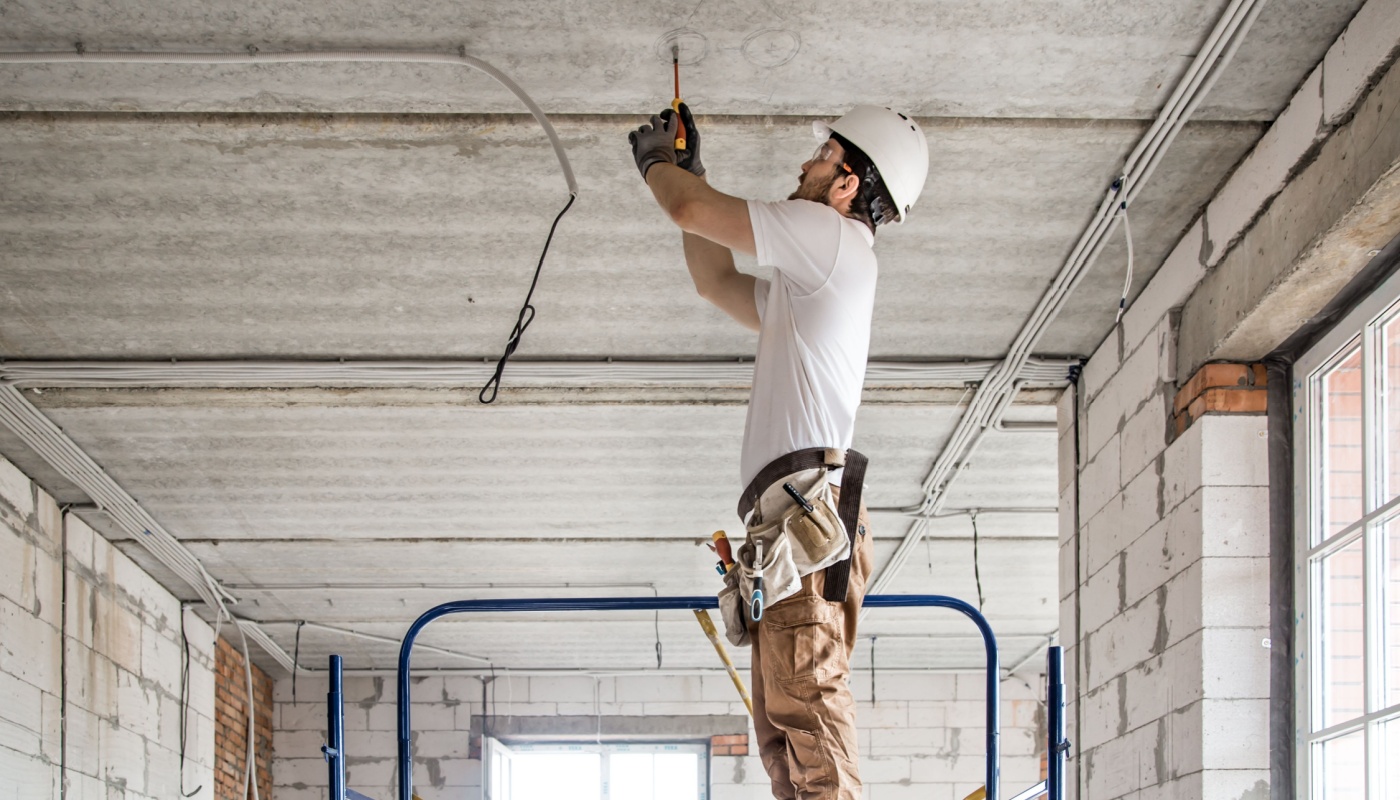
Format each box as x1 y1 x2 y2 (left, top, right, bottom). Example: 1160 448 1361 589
739 447 868 601
716 447 869 647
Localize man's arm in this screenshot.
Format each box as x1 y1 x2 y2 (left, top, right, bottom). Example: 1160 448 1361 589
682 229 759 331
648 164 761 331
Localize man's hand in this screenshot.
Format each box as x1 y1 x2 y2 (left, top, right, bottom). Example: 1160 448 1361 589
629 113 679 180
667 103 704 177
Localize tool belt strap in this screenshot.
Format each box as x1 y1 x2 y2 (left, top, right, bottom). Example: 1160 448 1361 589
737 447 868 603
737 447 847 521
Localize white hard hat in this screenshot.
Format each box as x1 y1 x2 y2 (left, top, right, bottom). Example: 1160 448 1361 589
814 105 929 224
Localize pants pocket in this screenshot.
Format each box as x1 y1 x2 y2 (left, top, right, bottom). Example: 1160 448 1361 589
762 595 841 683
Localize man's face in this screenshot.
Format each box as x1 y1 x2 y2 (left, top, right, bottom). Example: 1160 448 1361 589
788 139 848 204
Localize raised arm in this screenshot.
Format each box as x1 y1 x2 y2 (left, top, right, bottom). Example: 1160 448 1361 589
631 109 760 330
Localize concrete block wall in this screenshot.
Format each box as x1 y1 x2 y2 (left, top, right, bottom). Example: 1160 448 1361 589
272 669 1047 800
0 453 217 799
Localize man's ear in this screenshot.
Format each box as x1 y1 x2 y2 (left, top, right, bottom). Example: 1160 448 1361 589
831 173 860 203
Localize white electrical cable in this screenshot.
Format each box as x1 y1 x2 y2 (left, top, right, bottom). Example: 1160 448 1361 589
867 0 1267 596
0 358 1076 389
1115 206 1135 325
0 48 577 197
235 619 261 800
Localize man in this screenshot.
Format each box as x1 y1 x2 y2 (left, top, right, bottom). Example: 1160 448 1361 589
630 104 928 800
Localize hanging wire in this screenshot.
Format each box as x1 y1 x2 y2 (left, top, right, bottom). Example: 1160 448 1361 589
1114 185 1135 324
971 512 986 611
292 620 305 704
178 608 203 798
480 193 577 403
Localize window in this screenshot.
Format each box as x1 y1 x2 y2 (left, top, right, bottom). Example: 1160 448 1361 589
1295 269 1400 798
483 739 709 800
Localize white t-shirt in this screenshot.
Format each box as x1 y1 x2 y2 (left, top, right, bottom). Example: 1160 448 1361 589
741 199 878 490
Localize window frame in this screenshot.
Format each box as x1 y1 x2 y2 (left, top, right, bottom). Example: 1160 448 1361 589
482 738 711 800
1294 266 1400 798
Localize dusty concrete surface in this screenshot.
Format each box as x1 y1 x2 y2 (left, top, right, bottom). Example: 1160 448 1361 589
1179 53 1400 372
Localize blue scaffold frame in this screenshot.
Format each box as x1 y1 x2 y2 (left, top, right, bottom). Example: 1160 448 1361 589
318 594 1068 800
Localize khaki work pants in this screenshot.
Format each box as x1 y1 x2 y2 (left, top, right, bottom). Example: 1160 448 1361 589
747 486 873 800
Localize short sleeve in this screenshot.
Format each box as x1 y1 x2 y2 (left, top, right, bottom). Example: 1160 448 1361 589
747 199 843 295
753 278 771 324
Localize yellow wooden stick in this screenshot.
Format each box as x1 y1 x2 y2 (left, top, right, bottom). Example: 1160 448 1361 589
693 609 753 717
961 786 987 800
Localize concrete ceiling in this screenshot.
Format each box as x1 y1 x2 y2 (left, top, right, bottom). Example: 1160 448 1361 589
0 0 1366 673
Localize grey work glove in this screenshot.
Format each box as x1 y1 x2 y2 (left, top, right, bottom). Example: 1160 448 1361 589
629 112 679 180
667 103 705 177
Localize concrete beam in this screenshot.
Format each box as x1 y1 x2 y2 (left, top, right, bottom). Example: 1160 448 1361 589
1178 46 1400 374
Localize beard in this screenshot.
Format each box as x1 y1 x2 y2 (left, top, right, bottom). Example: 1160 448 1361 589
787 170 839 204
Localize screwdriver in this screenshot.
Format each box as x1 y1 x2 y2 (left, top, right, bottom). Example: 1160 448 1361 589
671 44 687 151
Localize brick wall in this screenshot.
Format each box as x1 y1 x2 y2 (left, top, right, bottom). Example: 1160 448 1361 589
272 670 1047 800
0 454 217 799
215 635 274 800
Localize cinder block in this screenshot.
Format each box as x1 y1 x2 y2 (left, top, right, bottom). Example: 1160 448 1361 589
1058 384 1077 439
869 781 957 800
902 702 947 729
1078 438 1121 521
274 729 327 759
1120 400 1169 494
1200 486 1269 558
1201 627 1270 700
39 690 60 762
0 746 55 800
100 721 147 794
141 621 182 696
1083 493 1126 579
0 458 35 520
93 589 143 675
1124 520 1194 609
1058 484 1077 551
1199 770 1270 800
1085 589 1163 690
1199 556 1268 630
1200 698 1269 770
143 738 184 800
346 755 398 789
869 726 950 756
274 756 331 788
871 673 956 702
435 755 481 787
1125 630 1203 729
644 701 734 715
1119 463 1164 554
61 769 108 800
857 702 909 729
0 670 42 737
274 675 329 703
412 728 473 759
1078 676 1123 751
528 675 597 702
1082 330 1122 405
64 514 96 572
278 701 327 731
1059 539 1078 605
613 674 703 703
1162 561 1205 651
0 596 60 693
115 666 160 740
1322 0 1400 125
1197 417 1268 487
1079 556 1122 636
1162 422 1202 514
1059 418 1078 495
34 491 60 545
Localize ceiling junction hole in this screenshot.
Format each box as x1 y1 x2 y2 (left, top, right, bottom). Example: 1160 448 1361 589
655 29 708 66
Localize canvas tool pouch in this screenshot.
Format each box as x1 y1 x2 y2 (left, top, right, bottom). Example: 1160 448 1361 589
717 567 750 647
737 447 869 603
